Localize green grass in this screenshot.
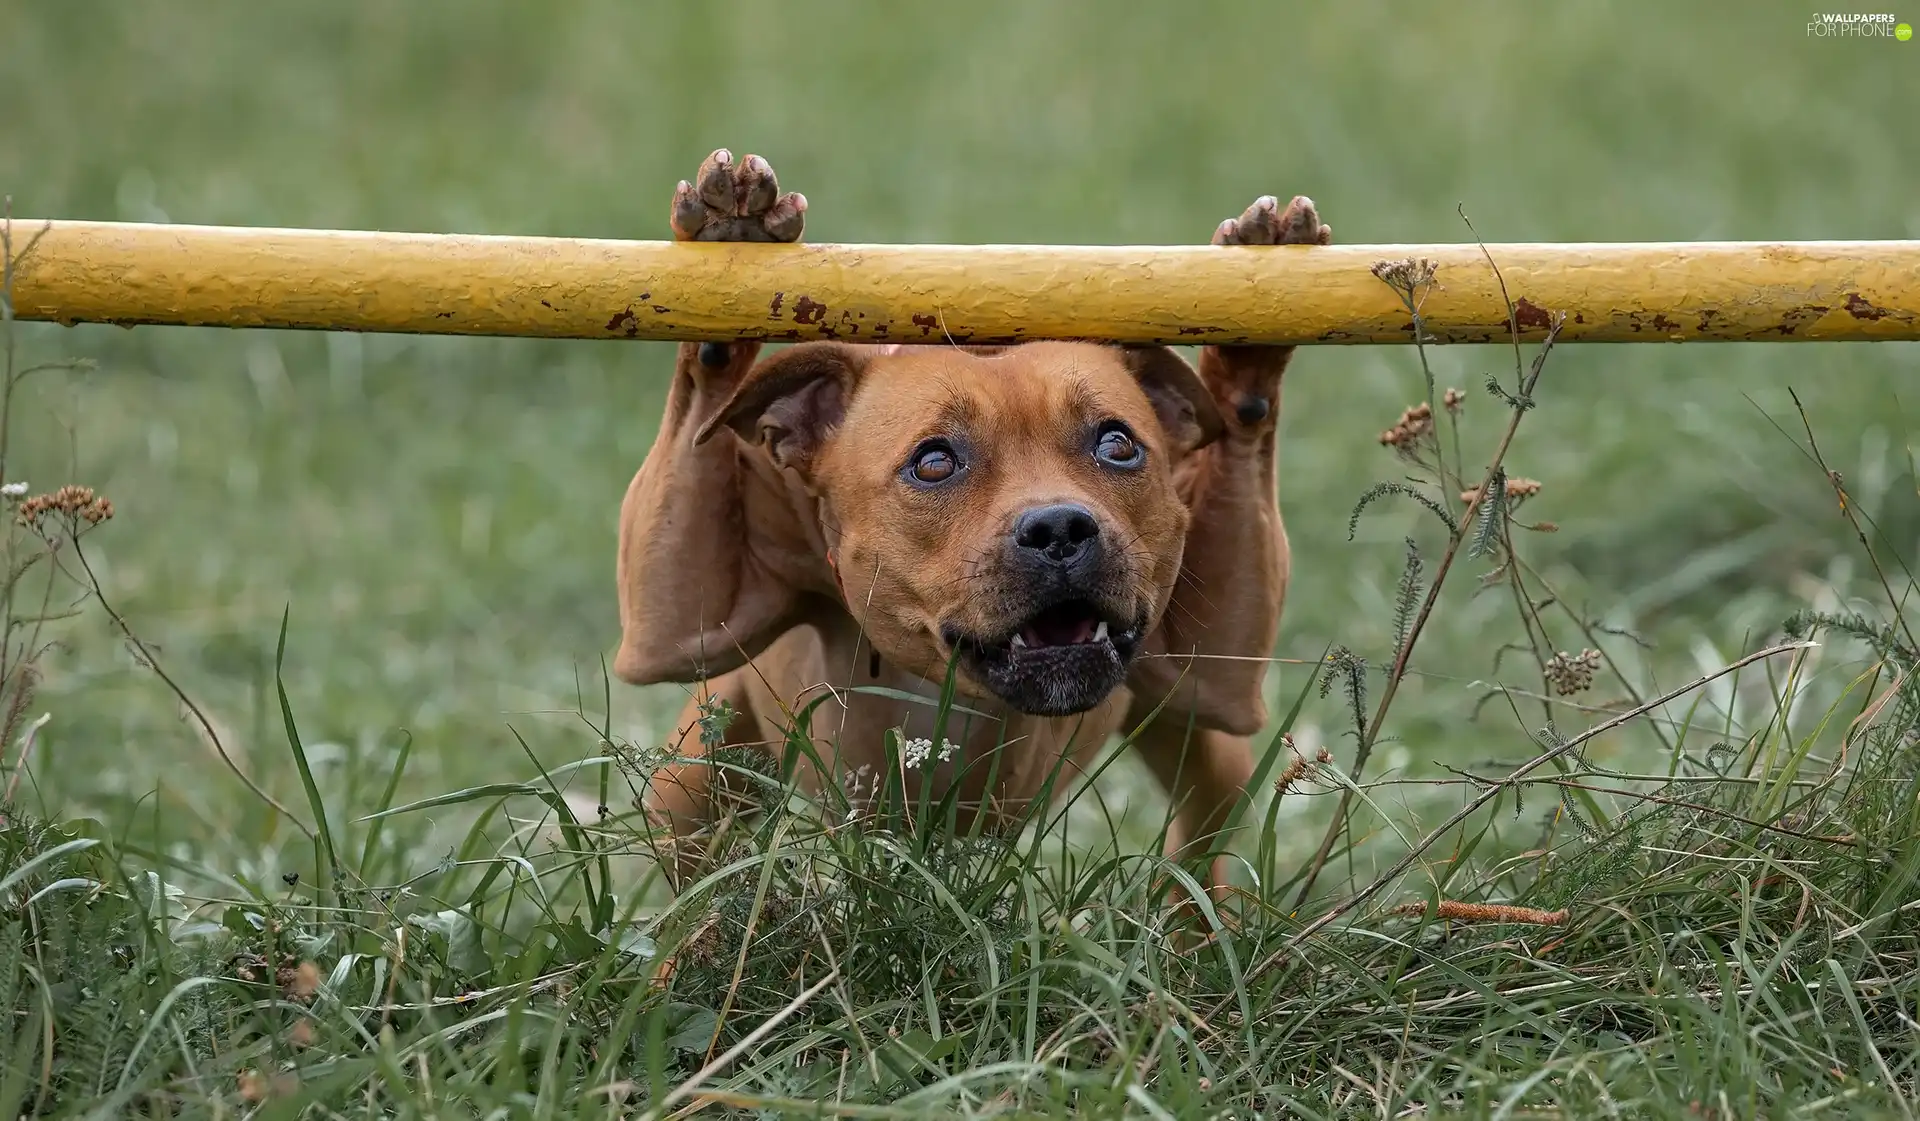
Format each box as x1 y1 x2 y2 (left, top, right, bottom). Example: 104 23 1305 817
2 0 1920 1114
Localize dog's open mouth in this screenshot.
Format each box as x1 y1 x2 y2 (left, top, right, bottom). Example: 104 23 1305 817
1010 600 1115 651
944 599 1143 717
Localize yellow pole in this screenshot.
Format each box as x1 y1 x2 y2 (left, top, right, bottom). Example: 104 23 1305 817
9 219 1920 345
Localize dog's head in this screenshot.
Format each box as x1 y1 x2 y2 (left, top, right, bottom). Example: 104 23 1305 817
698 341 1222 716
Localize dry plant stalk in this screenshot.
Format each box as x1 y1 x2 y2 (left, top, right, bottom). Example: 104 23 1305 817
1387 900 1570 926
1294 226 1566 908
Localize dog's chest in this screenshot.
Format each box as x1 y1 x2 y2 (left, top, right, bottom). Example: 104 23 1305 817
749 622 1127 817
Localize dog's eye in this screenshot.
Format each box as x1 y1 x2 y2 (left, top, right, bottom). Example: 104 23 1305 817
905 441 962 486
1094 424 1145 469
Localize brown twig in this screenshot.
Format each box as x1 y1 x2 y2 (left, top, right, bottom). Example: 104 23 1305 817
1388 900 1569 926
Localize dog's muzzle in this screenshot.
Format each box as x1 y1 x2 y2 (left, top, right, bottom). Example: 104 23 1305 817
939 502 1146 716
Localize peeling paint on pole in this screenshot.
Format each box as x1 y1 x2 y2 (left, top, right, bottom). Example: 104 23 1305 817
9 220 1920 345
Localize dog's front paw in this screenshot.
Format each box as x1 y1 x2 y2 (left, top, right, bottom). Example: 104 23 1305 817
1202 195 1331 428
670 148 807 243
1212 194 1331 248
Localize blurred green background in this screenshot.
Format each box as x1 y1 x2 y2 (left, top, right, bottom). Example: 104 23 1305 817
2 0 1916 865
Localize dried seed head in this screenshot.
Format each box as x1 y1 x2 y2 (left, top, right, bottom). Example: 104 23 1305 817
1272 736 1310 797
1370 257 1440 298
289 960 321 1001
1443 387 1466 413
16 484 114 530
1461 476 1545 506
1378 401 1435 452
237 1069 297 1103
237 1072 266 1104
1544 648 1602 695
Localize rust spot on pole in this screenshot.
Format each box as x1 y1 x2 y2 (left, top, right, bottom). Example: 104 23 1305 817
1774 305 1831 336
1512 298 1553 330
792 296 826 325
1845 293 1891 320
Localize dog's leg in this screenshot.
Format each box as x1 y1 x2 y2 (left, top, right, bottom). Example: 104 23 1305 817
616 148 828 687
645 666 767 889
1128 194 1331 737
1131 718 1256 901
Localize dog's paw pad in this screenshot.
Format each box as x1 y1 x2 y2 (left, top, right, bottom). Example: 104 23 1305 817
1212 194 1331 247
669 148 808 243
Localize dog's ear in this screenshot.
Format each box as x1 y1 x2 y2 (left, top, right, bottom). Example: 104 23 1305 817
696 342 869 475
1116 346 1225 456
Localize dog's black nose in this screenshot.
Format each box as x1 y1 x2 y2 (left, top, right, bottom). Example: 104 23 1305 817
1013 503 1101 566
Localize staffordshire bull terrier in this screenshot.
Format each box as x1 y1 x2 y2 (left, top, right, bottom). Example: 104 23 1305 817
616 148 1328 888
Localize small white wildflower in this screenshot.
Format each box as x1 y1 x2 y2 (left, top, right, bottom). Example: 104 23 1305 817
0 482 27 500
901 736 932 770
936 738 959 763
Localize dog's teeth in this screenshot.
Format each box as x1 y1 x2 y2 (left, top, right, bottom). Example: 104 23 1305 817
1010 633 1028 650
1093 621 1109 643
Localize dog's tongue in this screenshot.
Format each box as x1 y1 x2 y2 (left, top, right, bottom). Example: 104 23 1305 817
1022 607 1098 648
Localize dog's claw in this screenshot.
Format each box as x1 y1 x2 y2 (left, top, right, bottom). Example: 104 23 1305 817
696 148 738 211
762 193 808 242
740 155 779 214
669 147 807 244
1211 193 1331 247
670 181 708 241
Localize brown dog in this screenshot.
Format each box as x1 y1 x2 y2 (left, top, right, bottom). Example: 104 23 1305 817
615 149 1328 885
